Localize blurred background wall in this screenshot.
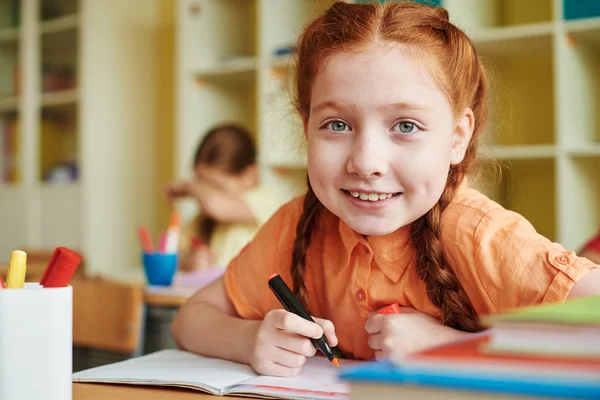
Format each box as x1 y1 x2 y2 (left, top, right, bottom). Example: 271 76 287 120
1 0 599 282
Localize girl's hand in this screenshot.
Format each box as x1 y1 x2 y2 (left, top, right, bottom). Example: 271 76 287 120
249 309 338 377
178 247 213 272
195 166 243 195
365 307 468 361
164 180 192 201
165 179 212 203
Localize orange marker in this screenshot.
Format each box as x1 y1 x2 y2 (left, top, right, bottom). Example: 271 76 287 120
164 211 181 253
0 274 5 288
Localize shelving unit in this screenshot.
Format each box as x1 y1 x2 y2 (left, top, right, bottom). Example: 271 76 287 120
176 0 600 252
471 158 557 241
0 0 173 276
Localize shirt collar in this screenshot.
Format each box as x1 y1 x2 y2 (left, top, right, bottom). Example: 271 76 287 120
338 218 414 283
334 178 468 282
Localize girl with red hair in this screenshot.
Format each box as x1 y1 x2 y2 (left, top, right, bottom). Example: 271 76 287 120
172 1 599 377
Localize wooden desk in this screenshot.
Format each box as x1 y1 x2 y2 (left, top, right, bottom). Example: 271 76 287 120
73 383 246 399
143 268 224 308
143 286 196 308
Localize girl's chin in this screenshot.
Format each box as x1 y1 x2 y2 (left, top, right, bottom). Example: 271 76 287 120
341 216 406 237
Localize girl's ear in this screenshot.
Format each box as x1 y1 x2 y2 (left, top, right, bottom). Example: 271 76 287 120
450 107 475 165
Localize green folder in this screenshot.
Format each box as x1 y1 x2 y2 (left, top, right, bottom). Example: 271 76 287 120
482 295 600 326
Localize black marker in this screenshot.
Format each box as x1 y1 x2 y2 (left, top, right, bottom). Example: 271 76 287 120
268 273 339 367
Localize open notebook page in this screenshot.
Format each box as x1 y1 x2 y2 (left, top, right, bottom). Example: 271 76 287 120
72 350 256 395
73 349 361 399
230 356 356 399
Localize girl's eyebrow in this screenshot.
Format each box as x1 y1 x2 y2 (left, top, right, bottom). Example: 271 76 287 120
310 101 433 115
377 102 433 113
311 100 352 115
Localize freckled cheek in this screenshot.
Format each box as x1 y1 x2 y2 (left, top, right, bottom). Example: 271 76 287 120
308 140 348 175
307 155 332 195
392 151 450 193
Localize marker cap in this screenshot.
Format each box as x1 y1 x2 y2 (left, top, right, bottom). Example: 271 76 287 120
377 303 402 315
40 247 82 288
6 250 27 289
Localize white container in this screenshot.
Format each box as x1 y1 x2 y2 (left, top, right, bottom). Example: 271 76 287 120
0 283 72 400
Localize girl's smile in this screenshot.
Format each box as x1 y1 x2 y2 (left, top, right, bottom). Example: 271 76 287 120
341 189 403 211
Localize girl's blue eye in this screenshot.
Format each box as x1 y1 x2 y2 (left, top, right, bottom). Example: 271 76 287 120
394 121 418 134
325 120 349 132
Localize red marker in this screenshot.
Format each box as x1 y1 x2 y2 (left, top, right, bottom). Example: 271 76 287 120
40 247 82 288
0 274 5 288
137 226 155 253
377 303 401 315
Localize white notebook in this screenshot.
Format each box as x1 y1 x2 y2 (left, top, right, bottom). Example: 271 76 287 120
72 349 361 400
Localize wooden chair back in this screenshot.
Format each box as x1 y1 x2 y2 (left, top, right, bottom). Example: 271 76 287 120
72 277 144 354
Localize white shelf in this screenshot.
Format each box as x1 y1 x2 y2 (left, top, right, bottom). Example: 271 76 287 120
568 144 600 157
0 96 18 112
192 56 257 80
565 16 600 32
479 145 557 160
0 27 19 42
40 14 80 35
472 22 554 57
40 89 78 107
41 181 79 188
565 17 600 48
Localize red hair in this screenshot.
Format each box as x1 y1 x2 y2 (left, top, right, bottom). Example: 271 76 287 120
290 1 488 332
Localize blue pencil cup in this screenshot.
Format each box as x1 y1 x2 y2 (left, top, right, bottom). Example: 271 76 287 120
142 252 178 286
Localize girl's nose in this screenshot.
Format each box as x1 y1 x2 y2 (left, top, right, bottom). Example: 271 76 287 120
346 131 389 179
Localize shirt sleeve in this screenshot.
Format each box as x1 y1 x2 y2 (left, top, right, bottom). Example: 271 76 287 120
443 202 598 315
223 196 303 320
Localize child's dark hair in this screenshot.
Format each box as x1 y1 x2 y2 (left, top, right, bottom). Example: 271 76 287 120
290 2 487 332
194 124 256 243
193 124 256 172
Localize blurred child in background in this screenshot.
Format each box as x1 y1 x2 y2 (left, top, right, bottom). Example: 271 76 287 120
165 124 285 271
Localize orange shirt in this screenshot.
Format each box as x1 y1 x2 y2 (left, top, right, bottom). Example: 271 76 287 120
223 185 598 360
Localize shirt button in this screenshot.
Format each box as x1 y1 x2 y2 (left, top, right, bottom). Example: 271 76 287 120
356 289 366 301
556 255 569 265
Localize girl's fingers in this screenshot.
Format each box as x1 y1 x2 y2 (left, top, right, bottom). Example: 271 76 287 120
276 331 317 357
367 333 382 350
313 317 338 346
254 360 302 378
269 310 323 339
271 347 308 369
364 314 383 334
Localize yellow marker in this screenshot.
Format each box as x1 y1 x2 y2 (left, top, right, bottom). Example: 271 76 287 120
6 250 27 288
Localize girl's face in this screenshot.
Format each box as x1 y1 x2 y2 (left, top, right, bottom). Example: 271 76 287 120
305 44 473 236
